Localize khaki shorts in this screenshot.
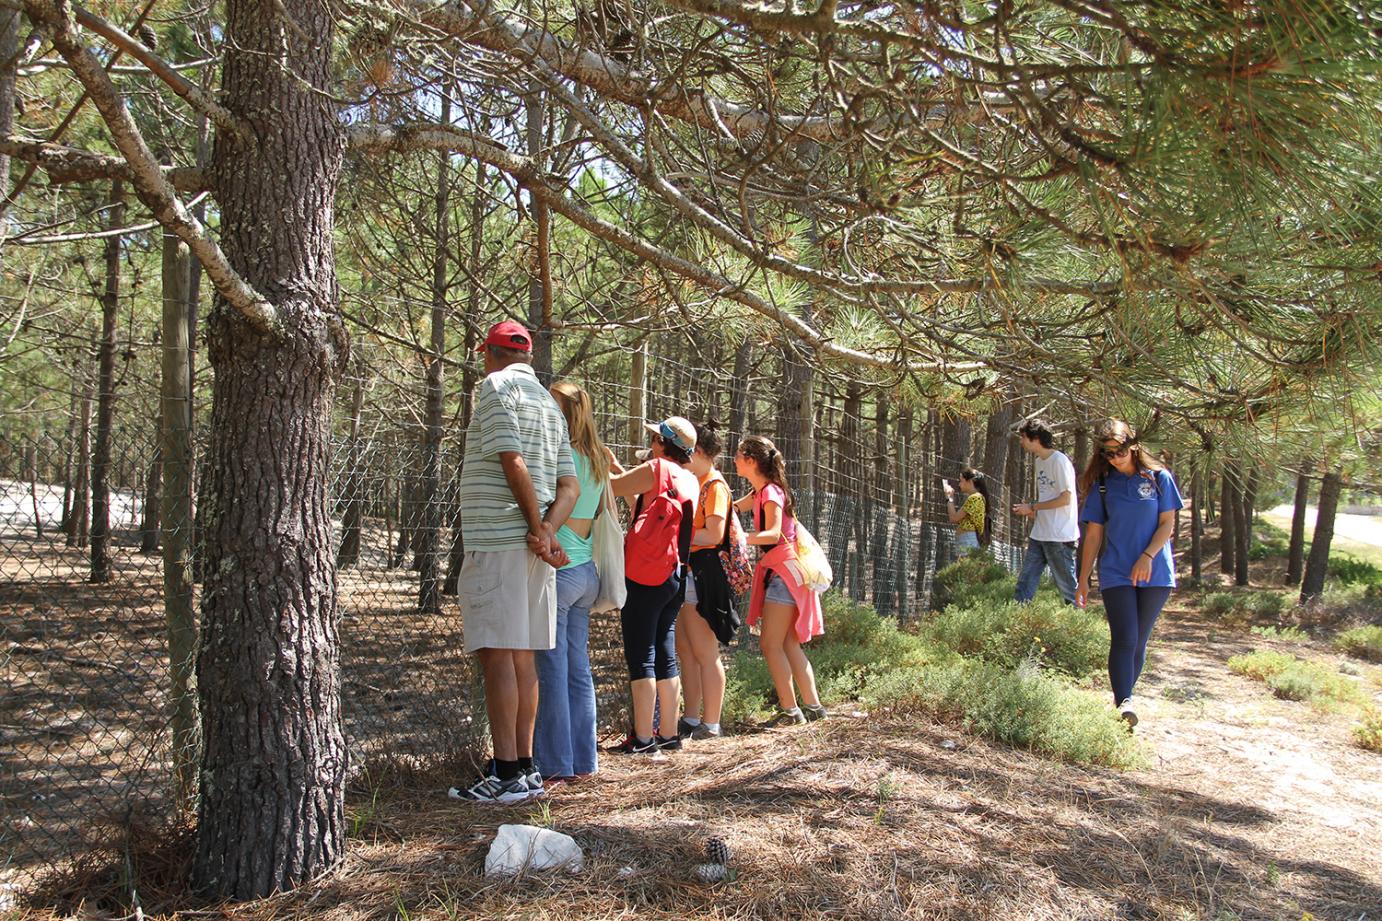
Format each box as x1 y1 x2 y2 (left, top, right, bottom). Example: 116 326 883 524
459 548 557 652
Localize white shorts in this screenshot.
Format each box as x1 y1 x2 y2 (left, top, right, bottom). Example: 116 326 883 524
459 548 557 652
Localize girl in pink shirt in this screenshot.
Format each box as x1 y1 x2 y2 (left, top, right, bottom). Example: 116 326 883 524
734 435 825 726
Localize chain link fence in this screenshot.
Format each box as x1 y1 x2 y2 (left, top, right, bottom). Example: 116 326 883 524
0 346 1030 890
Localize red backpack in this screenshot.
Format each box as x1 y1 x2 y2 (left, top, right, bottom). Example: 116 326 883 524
625 460 694 586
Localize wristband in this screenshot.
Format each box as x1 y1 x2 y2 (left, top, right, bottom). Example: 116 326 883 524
1141 551 1154 561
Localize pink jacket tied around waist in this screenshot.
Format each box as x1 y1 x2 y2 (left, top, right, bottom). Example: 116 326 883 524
746 542 824 644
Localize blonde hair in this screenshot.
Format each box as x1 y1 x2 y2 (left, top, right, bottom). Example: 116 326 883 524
551 380 611 485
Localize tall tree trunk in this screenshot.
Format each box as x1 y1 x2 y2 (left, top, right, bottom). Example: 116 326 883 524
0 8 18 261
26 444 42 539
67 373 93 548
160 230 198 810
90 181 125 583
1300 470 1343 605
1234 467 1255 586
870 399 892 615
193 0 347 897
843 382 864 600
418 94 451 616
627 340 647 456
336 378 364 568
140 445 162 554
443 162 486 594
1285 471 1310 586
1072 424 1089 480
893 408 912 618
728 340 751 449
1219 465 1237 577
525 86 553 383
1189 471 1203 583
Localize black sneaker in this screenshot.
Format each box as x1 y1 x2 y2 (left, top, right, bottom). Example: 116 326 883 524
767 708 807 727
612 734 658 755
655 734 683 751
690 723 723 741
803 704 828 722
448 773 531 804
676 717 700 739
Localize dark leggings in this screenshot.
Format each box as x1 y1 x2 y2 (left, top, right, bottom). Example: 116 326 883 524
621 572 684 681
1103 585 1173 704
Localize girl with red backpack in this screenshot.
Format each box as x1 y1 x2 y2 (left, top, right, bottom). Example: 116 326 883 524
734 435 826 726
608 416 700 753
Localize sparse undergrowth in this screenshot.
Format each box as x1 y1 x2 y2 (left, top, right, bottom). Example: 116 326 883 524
1355 709 1382 754
1336 625 1382 663
724 562 1141 770
1227 649 1363 708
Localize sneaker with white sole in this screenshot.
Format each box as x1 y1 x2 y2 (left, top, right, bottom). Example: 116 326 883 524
689 723 723 741
448 773 531 804
1118 698 1138 730
612 733 658 755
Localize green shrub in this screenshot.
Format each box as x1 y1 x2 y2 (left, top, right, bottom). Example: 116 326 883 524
1204 593 1239 617
1250 624 1307 642
925 597 1108 679
1336 626 1382 663
1228 649 1363 706
932 554 1013 611
1328 555 1382 587
1248 536 1289 561
1246 591 1286 618
1354 709 1382 754
723 592 1139 769
861 658 1142 769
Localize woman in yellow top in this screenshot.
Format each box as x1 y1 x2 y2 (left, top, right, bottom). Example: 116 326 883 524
943 467 991 553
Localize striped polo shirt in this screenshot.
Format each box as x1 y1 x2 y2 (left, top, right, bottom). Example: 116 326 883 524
459 363 575 551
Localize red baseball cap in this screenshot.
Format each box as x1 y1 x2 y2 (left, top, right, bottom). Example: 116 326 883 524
478 320 532 353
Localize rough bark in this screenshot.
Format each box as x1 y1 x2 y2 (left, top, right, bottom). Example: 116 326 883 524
66 373 93 548
1285 471 1310 586
627 340 647 454
26 445 43 539
89 181 124 583
1300 470 1342 604
1189 471 1203 583
161 230 198 809
192 0 347 898
728 340 751 448
526 86 554 383
0 8 19 259
1219 465 1237 577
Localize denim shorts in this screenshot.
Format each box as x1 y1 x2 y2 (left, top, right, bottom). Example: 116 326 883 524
763 570 795 606
684 571 698 606
955 531 980 551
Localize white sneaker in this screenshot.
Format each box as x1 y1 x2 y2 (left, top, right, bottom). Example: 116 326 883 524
448 773 531 804
1118 698 1138 730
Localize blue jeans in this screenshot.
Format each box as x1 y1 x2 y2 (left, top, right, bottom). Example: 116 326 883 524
533 561 600 779
1103 586 1173 704
1014 538 1078 604
955 531 980 552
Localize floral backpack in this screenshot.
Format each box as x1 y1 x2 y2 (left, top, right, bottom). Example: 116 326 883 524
702 477 753 595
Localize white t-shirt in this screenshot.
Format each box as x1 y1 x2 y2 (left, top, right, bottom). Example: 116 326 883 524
1030 450 1080 542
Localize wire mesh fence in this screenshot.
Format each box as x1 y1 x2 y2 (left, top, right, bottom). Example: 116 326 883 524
0 342 1035 888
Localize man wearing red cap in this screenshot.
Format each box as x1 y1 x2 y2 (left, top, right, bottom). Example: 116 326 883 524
449 320 580 804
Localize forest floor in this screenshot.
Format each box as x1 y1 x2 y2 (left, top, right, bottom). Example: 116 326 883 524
15 586 1380 921
6 515 1382 921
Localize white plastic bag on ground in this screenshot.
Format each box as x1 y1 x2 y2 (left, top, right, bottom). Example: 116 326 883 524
484 823 584 877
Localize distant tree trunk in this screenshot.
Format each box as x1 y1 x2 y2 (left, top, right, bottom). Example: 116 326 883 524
1072 425 1089 480
140 445 162 554
871 399 892 614
443 163 486 594
191 0 347 895
1219 465 1237 577
1300 470 1343 604
893 408 912 618
1189 471 1203 582
0 8 18 261
160 230 198 810
26 445 42 539
1234 467 1255 586
336 378 365 568
66 374 93 548
627 340 647 456
1285 471 1310 586
843 382 865 600
418 94 451 616
981 402 1014 486
728 340 751 450
525 86 554 384
89 182 124 582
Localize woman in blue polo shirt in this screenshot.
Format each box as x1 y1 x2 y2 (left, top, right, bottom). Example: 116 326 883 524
1075 418 1183 730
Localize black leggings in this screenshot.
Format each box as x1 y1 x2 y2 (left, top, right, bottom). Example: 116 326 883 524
621 572 684 681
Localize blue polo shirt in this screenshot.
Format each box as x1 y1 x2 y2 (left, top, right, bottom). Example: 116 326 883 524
1080 468 1183 589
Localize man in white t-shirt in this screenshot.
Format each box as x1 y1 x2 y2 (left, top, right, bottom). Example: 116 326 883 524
1011 418 1080 604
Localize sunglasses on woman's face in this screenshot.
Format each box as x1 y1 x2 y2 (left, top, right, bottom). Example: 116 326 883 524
1101 442 1133 459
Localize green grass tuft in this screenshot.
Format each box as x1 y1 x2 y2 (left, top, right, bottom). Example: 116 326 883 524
1354 709 1382 754
1228 649 1363 707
